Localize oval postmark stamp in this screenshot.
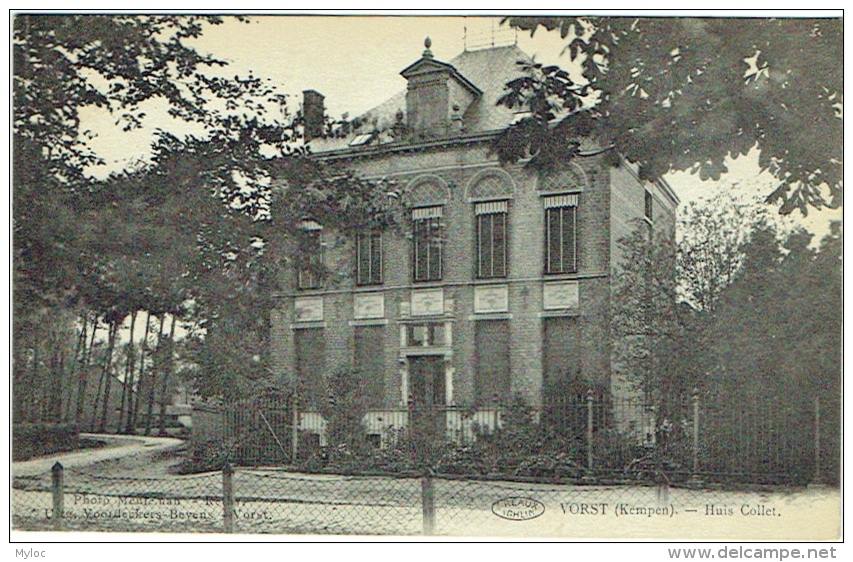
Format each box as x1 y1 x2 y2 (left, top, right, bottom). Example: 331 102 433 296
491 497 545 521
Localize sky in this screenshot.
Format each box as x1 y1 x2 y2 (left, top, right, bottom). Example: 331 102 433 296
76 14 842 242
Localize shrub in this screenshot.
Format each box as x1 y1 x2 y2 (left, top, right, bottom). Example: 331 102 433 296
173 438 233 474
13 423 79 461
320 368 372 456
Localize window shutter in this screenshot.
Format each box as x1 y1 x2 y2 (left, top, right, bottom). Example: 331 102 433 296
542 194 579 209
474 200 508 215
412 206 443 220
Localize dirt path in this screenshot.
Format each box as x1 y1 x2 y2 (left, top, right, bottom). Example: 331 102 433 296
12 433 184 477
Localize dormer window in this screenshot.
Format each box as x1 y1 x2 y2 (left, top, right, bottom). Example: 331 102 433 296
400 37 481 138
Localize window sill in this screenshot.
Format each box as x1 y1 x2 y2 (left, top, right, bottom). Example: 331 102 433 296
542 271 580 280
397 315 455 324
349 318 389 327
537 310 581 318
469 313 513 321
472 277 509 285
354 283 384 291
295 287 325 294
411 279 444 286
290 321 327 330
400 346 452 357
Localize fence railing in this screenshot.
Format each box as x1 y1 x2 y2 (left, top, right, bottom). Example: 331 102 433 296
215 390 836 486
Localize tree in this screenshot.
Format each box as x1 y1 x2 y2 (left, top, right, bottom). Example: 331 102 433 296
707 223 841 399
611 223 699 406
676 190 784 312
497 17 842 215
12 15 301 423
701 223 841 483
13 15 406 423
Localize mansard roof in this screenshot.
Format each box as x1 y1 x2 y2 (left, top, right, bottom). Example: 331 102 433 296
309 44 532 154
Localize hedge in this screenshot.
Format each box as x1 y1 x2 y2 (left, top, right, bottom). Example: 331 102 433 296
13 423 80 461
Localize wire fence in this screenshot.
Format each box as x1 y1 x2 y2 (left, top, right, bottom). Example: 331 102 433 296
13 463 223 533
12 462 838 536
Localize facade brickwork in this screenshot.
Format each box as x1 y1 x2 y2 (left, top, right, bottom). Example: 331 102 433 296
269 45 677 440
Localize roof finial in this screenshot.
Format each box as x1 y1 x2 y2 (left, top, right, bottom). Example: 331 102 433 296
423 36 433 58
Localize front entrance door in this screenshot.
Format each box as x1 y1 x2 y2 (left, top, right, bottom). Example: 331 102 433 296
408 355 446 440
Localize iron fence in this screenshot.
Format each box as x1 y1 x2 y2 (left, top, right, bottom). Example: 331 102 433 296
215 389 837 486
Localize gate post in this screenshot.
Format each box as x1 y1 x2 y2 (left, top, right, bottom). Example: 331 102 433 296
222 463 235 533
51 462 64 530
421 472 435 535
686 388 703 488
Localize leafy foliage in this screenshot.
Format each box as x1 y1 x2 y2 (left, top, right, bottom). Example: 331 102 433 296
320 368 372 454
707 222 841 400
498 17 842 214
611 222 698 401
612 198 841 484
13 15 406 413
676 192 777 312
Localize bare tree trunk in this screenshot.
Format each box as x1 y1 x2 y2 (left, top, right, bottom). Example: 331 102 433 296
145 315 165 436
128 310 151 434
76 315 98 426
117 310 138 433
49 343 65 423
58 347 69 422
90 334 106 431
157 315 177 436
97 320 119 433
64 314 87 423
31 342 42 423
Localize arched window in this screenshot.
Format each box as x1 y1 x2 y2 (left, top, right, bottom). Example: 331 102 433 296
468 170 514 279
540 164 586 275
406 176 450 282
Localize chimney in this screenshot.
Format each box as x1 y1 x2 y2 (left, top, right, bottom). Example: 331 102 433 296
303 90 325 142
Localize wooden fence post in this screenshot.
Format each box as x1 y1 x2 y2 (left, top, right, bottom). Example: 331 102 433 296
222 463 235 533
421 473 435 535
51 462 64 531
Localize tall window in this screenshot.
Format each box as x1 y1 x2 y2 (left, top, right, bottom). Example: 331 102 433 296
544 194 578 275
475 201 508 278
356 231 382 286
297 221 323 289
412 206 443 282
475 320 510 405
294 328 324 409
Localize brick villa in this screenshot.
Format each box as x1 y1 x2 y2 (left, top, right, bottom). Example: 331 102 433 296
269 39 678 445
